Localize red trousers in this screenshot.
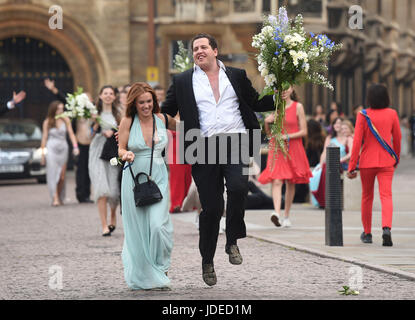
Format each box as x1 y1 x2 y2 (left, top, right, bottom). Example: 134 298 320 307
169 163 192 212
359 167 394 234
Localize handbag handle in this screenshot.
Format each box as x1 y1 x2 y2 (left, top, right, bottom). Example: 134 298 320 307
128 114 156 185
149 114 155 177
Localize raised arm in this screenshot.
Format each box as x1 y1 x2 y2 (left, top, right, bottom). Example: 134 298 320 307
118 116 134 163
44 79 66 103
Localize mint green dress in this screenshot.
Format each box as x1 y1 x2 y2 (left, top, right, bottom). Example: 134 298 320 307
121 114 173 290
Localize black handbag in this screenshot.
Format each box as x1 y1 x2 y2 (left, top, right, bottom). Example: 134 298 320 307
128 115 163 207
100 129 118 161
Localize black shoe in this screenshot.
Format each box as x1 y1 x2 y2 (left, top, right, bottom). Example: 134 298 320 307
102 231 111 237
360 232 372 243
202 263 217 286
108 225 116 233
225 244 243 265
270 214 281 227
382 227 393 247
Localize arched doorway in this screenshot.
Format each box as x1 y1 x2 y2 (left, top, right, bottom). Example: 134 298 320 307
0 36 74 125
0 3 111 122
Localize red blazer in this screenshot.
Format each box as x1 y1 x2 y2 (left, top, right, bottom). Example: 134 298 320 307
348 108 401 171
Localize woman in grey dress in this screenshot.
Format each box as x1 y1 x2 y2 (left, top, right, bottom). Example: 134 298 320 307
40 100 79 206
89 86 121 236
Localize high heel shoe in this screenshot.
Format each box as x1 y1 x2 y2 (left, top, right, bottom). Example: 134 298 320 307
108 225 116 233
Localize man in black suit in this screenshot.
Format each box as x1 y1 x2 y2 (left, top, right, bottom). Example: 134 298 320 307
0 91 26 116
162 33 274 286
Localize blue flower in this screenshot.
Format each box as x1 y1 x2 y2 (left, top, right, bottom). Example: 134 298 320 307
275 51 280 56
312 41 317 46
310 32 315 38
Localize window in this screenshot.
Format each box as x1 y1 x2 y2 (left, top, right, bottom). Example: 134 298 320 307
234 0 255 13
278 0 323 18
170 39 191 70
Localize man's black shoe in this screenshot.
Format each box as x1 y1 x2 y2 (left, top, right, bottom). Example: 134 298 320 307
382 227 393 247
202 263 217 286
360 232 373 243
225 244 243 265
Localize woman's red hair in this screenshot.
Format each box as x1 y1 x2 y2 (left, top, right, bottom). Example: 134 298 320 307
126 82 160 118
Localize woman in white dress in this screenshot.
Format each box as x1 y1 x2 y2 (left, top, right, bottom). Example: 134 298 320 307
89 86 121 236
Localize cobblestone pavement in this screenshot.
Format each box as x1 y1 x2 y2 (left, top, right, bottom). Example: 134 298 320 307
1 174 414 300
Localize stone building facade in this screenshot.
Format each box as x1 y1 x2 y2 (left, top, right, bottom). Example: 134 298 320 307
1 0 414 124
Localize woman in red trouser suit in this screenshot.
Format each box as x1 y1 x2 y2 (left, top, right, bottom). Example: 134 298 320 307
347 84 401 246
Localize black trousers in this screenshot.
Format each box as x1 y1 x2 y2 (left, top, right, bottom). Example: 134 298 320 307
75 143 91 202
191 134 249 264
245 181 274 210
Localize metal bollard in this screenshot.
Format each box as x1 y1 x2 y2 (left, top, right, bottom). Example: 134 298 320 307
325 144 343 246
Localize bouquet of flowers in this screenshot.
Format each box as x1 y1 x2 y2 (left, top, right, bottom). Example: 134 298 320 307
252 7 342 154
57 87 98 120
56 87 117 130
173 41 193 72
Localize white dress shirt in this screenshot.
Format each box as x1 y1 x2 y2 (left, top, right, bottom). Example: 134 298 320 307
7 100 15 110
192 60 246 138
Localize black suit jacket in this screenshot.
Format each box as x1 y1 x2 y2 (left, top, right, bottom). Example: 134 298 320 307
0 102 12 117
161 66 274 162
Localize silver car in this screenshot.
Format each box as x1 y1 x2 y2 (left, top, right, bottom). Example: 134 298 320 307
0 119 46 183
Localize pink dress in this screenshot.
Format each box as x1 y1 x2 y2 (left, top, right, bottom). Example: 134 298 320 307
258 101 312 184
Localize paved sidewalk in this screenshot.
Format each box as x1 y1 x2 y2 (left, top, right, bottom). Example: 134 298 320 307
1 171 415 300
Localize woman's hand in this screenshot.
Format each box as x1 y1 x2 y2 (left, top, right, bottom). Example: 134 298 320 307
265 113 275 124
40 155 46 166
347 170 357 179
73 147 80 157
114 131 119 144
103 130 114 138
122 151 135 163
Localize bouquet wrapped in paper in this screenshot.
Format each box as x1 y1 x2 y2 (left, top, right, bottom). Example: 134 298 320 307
252 7 342 154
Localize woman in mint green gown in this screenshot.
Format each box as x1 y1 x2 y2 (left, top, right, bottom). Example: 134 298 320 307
118 82 176 290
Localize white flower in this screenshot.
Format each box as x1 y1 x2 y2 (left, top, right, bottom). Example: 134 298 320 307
76 93 90 108
262 26 274 37
110 157 119 166
264 74 277 87
261 68 269 77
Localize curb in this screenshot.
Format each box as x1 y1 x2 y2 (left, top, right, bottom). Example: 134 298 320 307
247 232 415 282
